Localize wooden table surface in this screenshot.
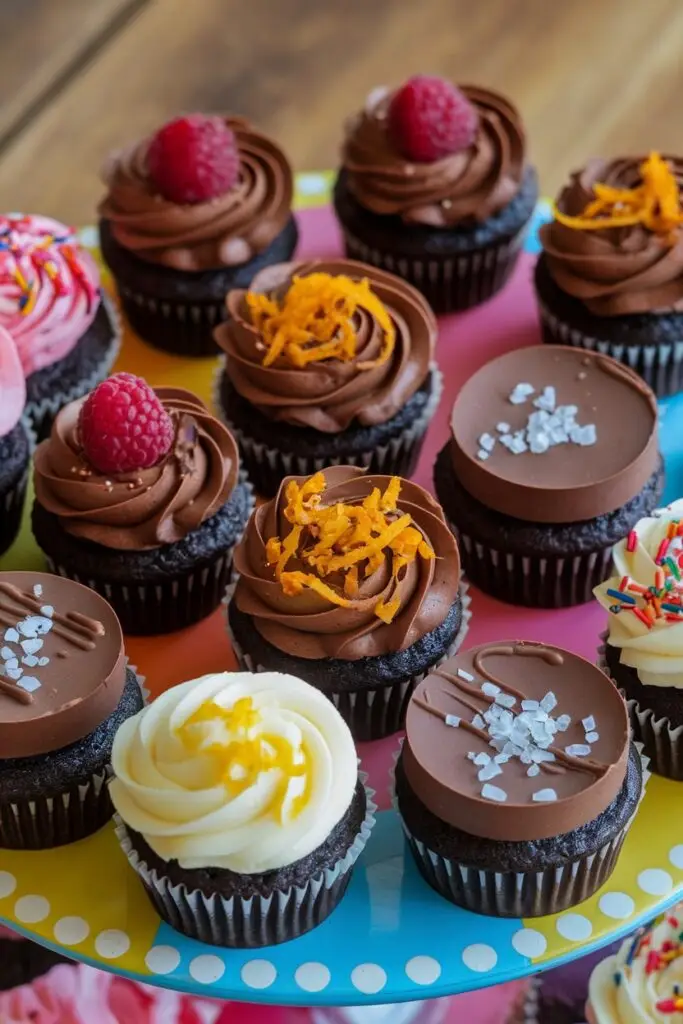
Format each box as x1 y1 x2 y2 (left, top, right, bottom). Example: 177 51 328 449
2 0 683 224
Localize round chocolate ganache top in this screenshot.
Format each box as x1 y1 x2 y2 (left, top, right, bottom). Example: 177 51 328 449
449 345 658 524
233 466 460 661
0 572 126 759
403 640 630 842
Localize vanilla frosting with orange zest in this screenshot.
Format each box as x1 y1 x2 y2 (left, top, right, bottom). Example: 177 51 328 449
109 670 358 873
0 215 101 375
594 499 683 688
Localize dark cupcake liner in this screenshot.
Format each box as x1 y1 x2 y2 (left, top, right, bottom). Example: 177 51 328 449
225 581 471 741
25 293 122 440
117 284 227 358
0 416 35 558
393 743 649 918
214 362 443 498
598 635 683 780
0 664 146 850
451 521 614 607
114 775 376 948
537 298 683 398
339 228 526 314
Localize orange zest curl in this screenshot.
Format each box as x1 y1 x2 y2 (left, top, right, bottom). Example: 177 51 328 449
553 152 683 242
246 272 395 370
264 472 435 624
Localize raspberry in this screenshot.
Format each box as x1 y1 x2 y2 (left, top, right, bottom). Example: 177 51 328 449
79 373 175 475
387 75 479 163
147 114 240 204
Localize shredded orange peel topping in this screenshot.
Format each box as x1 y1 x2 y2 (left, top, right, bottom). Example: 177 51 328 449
246 272 396 370
553 152 683 242
265 471 435 625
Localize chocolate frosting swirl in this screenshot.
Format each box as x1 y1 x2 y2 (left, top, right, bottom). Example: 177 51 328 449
341 85 527 227
232 466 460 661
98 116 294 270
541 156 683 315
215 258 435 431
33 388 239 551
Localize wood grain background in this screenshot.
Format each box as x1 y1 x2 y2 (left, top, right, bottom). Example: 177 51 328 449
2 0 683 224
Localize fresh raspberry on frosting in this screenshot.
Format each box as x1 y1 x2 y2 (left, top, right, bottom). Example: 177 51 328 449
147 114 240 204
79 373 174 474
388 75 479 162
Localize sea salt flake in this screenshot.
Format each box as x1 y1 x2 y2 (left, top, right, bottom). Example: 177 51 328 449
3 629 19 644
21 638 42 656
496 422 510 433
445 714 460 728
540 692 558 713
457 668 474 682
17 676 40 693
0 647 13 661
472 714 485 730
556 714 571 732
467 752 477 761
481 784 508 802
37 657 49 667
478 761 503 782
533 788 558 803
40 606 54 618
479 433 496 453
521 699 539 712
531 748 556 764
22 655 38 668
473 752 491 766
4 668 22 680
570 423 597 446
509 382 535 405
529 432 551 455
585 731 599 743
33 584 43 598
2 658 18 671
17 616 51 638
566 744 591 757
477 449 490 461
527 764 541 777
494 753 510 764
582 716 596 732
533 386 556 412
481 681 500 697
495 692 517 709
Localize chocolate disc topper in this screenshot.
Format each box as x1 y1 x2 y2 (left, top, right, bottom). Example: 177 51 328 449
449 346 658 524
0 572 126 759
403 640 630 842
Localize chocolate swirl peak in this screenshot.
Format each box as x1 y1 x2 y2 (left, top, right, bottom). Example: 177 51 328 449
541 152 683 315
216 258 435 432
34 387 239 551
98 116 294 270
404 641 630 842
232 467 461 661
341 84 527 227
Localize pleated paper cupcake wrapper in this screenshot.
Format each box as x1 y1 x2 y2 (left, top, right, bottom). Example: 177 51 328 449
340 228 526 314
225 579 471 741
597 634 683 781
117 282 226 358
26 292 122 441
214 362 443 498
450 519 614 608
390 741 650 919
113 773 377 948
0 662 146 850
0 416 36 558
537 298 683 399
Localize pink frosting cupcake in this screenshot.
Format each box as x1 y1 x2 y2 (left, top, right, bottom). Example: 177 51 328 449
0 324 30 556
0 215 120 439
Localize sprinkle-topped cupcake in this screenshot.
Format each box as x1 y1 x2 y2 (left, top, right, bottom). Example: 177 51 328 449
595 498 683 780
434 345 663 606
99 114 298 356
215 258 439 496
0 325 30 557
536 151 683 397
333 75 538 312
227 466 467 739
0 215 120 438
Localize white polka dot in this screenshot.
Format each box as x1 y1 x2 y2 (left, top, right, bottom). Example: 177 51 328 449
405 955 442 985
351 963 387 995
95 929 130 959
14 895 49 924
53 917 89 945
190 954 225 985
511 928 547 959
556 914 593 942
599 892 635 920
295 962 331 993
461 944 498 973
638 868 674 896
0 873 16 899
241 960 277 990
669 845 683 870
145 946 181 975
297 174 327 196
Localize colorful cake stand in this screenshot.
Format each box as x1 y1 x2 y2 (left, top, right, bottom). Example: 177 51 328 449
0 193 681 1006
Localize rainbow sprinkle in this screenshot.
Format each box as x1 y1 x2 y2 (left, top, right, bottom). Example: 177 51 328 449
0 216 92 316
608 530 683 627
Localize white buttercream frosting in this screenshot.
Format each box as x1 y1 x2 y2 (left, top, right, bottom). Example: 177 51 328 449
109 671 358 873
594 499 683 688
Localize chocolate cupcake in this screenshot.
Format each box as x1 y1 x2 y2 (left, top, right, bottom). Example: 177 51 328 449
434 345 663 607
333 76 539 313
215 257 440 497
595 499 683 780
536 152 683 398
0 926 72 990
99 114 298 357
111 670 375 947
0 571 143 849
0 215 120 440
227 466 468 740
395 640 643 918
32 374 254 635
0 326 31 557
